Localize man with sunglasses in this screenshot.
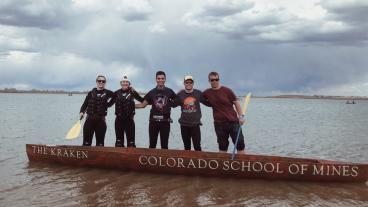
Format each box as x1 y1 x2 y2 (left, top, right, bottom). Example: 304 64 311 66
135 71 178 149
176 75 210 151
79 75 114 146
203 72 246 154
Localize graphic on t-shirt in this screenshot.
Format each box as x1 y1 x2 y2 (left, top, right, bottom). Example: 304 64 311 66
183 96 197 113
154 94 168 111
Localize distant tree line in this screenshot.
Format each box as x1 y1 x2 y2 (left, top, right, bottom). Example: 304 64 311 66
0 88 87 94
1 88 364 99
265 94 368 100
0 88 146 96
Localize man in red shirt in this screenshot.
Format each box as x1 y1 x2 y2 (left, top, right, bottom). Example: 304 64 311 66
202 72 246 154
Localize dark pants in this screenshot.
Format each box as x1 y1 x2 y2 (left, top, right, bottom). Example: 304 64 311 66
149 121 170 149
180 125 201 151
115 116 136 147
83 116 106 146
214 122 245 151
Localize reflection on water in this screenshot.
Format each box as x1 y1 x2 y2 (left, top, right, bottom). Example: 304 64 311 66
0 94 368 206
12 163 367 206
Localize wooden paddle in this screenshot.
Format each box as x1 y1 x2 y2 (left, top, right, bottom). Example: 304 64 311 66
231 92 251 160
65 116 83 140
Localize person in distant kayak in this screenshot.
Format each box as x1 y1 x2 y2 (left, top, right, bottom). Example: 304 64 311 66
79 75 114 146
202 71 246 154
135 71 179 149
175 75 210 151
114 75 144 147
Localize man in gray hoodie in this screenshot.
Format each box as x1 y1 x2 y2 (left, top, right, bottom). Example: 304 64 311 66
176 75 210 151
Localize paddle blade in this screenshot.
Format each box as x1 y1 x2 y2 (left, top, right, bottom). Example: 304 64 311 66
242 93 251 115
65 120 81 140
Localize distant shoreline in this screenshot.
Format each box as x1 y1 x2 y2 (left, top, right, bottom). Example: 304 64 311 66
234 95 368 100
0 88 87 95
0 88 149 95
1 89 366 100
260 95 368 100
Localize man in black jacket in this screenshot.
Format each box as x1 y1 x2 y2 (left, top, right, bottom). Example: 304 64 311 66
114 75 144 147
79 75 114 146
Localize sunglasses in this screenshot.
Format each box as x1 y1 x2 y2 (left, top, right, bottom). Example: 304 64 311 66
210 78 219 82
185 81 193 84
96 80 106 83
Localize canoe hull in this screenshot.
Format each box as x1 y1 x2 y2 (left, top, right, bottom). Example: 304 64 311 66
26 144 368 182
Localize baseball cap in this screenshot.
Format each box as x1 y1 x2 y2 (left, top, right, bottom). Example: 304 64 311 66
184 75 194 82
121 75 130 82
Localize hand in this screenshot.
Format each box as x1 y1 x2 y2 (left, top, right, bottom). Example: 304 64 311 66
239 115 246 125
79 112 84 120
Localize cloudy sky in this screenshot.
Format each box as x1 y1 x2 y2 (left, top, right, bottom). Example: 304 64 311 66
1 0 368 96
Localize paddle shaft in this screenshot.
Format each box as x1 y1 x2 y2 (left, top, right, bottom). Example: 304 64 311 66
231 93 251 160
231 125 244 160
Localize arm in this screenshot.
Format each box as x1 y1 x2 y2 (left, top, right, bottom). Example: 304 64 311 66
107 91 115 108
135 100 149 108
79 92 90 118
133 90 144 102
199 92 212 107
200 95 211 107
233 99 245 125
234 100 243 116
170 92 181 108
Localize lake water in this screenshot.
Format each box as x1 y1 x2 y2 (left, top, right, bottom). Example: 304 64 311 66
0 93 367 206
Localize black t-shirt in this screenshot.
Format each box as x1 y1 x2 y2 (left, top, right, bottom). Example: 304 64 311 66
177 89 205 126
144 87 177 121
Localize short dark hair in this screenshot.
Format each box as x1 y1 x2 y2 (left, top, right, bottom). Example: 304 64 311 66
156 70 166 78
208 71 219 80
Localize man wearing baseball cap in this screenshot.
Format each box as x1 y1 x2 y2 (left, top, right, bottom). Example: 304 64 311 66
176 75 210 151
113 75 144 148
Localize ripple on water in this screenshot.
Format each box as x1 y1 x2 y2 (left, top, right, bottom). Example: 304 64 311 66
197 190 217 206
0 156 17 164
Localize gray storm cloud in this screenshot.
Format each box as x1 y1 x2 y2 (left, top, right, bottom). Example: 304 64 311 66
0 0 73 29
183 0 368 44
